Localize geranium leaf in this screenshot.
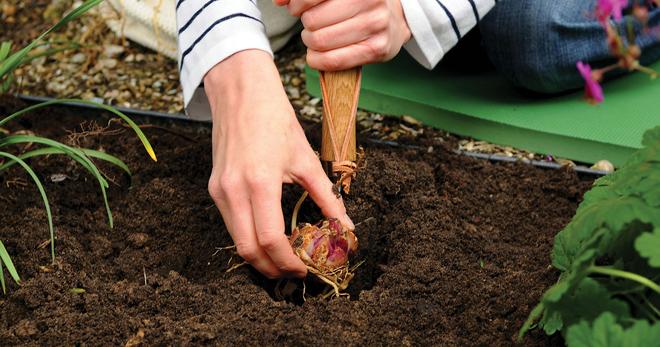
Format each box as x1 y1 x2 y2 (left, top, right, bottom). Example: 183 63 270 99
635 228 660 268
566 312 660 347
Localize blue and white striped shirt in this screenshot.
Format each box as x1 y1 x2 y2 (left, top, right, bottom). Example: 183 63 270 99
176 0 496 119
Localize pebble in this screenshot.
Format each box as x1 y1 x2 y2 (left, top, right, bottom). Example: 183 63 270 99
100 58 118 69
402 115 422 126
50 174 68 183
47 81 67 93
591 160 615 173
127 233 149 248
70 53 87 64
103 44 125 58
2 4 16 17
152 80 163 90
13 320 38 337
286 86 300 99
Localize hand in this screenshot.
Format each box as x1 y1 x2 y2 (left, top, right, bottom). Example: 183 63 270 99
204 50 354 279
274 0 411 70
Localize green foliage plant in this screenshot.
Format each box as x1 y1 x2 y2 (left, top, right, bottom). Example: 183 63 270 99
0 0 156 293
519 126 660 346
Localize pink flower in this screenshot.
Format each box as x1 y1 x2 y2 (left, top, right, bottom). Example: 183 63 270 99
577 61 604 104
596 0 628 26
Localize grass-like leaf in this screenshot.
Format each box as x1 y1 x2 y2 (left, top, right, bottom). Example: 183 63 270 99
0 240 21 294
0 260 5 294
0 151 54 265
0 0 103 78
0 135 114 231
0 147 132 177
0 99 157 162
0 42 11 62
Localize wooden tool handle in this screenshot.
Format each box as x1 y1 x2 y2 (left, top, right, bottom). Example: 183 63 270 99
320 68 362 163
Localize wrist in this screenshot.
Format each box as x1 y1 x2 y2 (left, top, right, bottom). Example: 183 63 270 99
394 0 412 44
203 49 284 115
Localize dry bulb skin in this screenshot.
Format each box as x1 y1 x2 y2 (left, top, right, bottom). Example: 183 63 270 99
289 218 360 298
291 219 358 271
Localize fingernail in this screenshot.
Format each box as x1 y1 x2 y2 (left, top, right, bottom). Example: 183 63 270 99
344 214 355 230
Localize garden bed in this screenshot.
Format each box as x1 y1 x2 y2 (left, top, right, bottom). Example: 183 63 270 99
0 95 595 345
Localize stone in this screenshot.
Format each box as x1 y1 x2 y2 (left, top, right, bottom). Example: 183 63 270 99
103 44 125 58
70 53 87 64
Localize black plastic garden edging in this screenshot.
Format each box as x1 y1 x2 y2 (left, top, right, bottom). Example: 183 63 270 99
16 94 607 178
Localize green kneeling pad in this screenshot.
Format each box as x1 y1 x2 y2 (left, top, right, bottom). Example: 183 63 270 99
306 54 660 167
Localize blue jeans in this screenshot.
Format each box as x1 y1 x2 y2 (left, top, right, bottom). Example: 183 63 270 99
479 0 660 93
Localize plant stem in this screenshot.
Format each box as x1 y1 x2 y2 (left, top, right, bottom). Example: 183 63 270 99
634 64 659 78
589 266 660 295
641 295 660 319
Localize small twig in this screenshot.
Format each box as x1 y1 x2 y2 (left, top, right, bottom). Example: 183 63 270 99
143 266 147 286
36 239 51 250
226 261 248 273
5 178 28 188
212 245 236 257
354 217 375 228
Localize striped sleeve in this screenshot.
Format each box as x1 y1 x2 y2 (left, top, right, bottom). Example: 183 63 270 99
176 0 272 110
401 0 496 69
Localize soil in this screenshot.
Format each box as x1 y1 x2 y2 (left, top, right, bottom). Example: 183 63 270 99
0 96 593 346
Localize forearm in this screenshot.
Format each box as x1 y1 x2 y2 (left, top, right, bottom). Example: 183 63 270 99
203 50 285 121
176 0 272 108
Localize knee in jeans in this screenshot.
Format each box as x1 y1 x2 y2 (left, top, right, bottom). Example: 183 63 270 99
481 1 578 93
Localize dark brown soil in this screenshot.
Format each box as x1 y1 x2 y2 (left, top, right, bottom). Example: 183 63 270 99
0 96 592 345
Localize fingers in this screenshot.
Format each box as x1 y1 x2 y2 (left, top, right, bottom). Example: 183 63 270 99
208 174 284 278
300 0 363 31
250 177 308 278
301 17 375 52
226 200 285 278
292 156 354 230
306 37 394 71
285 0 324 16
272 0 290 6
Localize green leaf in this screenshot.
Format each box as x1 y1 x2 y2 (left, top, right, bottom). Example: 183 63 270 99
0 41 11 62
0 98 156 162
552 196 658 272
566 312 660 347
0 261 6 294
622 318 660 347
608 162 660 207
0 135 116 229
0 0 103 79
518 303 545 339
0 240 20 294
0 147 132 177
641 126 660 149
565 313 624 347
635 228 660 268
539 278 630 336
521 127 660 340
0 151 54 263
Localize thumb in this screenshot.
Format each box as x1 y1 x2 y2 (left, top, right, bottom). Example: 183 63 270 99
293 160 355 230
